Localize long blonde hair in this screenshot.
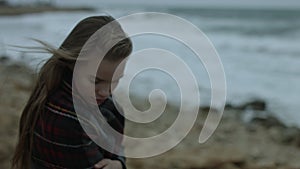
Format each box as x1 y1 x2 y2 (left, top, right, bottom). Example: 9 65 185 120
11 16 132 169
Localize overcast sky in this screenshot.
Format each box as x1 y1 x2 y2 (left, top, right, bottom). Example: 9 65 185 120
100 0 300 9
9 0 300 9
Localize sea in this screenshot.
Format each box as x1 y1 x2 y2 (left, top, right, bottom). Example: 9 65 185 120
1 1 300 127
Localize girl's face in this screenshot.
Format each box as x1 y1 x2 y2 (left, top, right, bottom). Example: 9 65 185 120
74 59 126 105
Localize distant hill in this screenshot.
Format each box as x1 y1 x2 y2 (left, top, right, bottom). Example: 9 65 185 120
0 4 95 16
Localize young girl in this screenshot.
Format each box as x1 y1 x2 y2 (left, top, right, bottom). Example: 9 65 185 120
11 16 132 169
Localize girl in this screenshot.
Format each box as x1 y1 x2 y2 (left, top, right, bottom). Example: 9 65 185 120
11 15 132 169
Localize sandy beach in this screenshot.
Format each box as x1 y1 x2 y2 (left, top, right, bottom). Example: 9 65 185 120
0 57 300 169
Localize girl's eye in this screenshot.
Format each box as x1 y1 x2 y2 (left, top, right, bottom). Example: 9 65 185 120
89 77 96 83
112 81 118 85
89 77 101 84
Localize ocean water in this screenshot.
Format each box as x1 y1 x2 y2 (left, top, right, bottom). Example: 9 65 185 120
1 2 300 127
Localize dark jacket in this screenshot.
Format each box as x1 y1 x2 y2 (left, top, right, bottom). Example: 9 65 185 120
31 71 126 169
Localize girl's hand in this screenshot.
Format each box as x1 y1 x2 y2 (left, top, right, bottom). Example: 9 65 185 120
94 159 123 169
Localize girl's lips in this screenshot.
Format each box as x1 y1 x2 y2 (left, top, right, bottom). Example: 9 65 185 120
96 98 105 104
89 97 105 104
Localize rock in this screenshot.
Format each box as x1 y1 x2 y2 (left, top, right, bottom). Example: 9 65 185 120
238 99 267 111
221 163 242 169
197 146 246 168
251 115 286 129
0 62 34 90
281 127 300 147
225 103 235 109
269 126 284 142
0 55 10 63
245 160 277 169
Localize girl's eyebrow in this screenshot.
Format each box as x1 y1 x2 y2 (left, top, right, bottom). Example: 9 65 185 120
89 75 124 83
89 75 105 82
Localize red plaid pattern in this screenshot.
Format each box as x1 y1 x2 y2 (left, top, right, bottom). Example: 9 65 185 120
31 71 126 169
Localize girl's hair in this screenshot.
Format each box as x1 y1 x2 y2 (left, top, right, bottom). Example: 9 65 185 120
11 15 132 169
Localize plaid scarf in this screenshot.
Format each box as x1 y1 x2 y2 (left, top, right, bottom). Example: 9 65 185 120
31 70 126 169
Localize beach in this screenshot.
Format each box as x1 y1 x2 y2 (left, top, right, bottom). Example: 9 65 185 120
1 58 300 169
1 1 300 168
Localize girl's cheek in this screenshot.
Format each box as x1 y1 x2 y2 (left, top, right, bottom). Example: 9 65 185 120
74 80 96 99
111 82 118 92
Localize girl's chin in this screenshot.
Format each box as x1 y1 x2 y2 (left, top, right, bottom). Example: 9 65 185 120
85 98 102 105
87 97 105 105
96 99 105 105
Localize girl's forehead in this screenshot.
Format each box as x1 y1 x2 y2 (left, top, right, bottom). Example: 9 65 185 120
82 59 125 80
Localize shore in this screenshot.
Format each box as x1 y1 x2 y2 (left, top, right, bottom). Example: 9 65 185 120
0 58 300 169
0 4 95 16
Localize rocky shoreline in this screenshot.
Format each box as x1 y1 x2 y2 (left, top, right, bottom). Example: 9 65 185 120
125 101 300 169
0 58 300 169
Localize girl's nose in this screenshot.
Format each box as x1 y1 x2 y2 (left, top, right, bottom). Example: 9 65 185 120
95 85 110 98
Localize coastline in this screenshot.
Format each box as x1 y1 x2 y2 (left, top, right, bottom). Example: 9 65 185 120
0 58 300 168
0 4 95 16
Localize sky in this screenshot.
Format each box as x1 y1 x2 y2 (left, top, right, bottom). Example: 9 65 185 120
99 0 300 9
9 0 300 9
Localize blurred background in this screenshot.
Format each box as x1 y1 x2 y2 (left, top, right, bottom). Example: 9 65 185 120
0 0 300 168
